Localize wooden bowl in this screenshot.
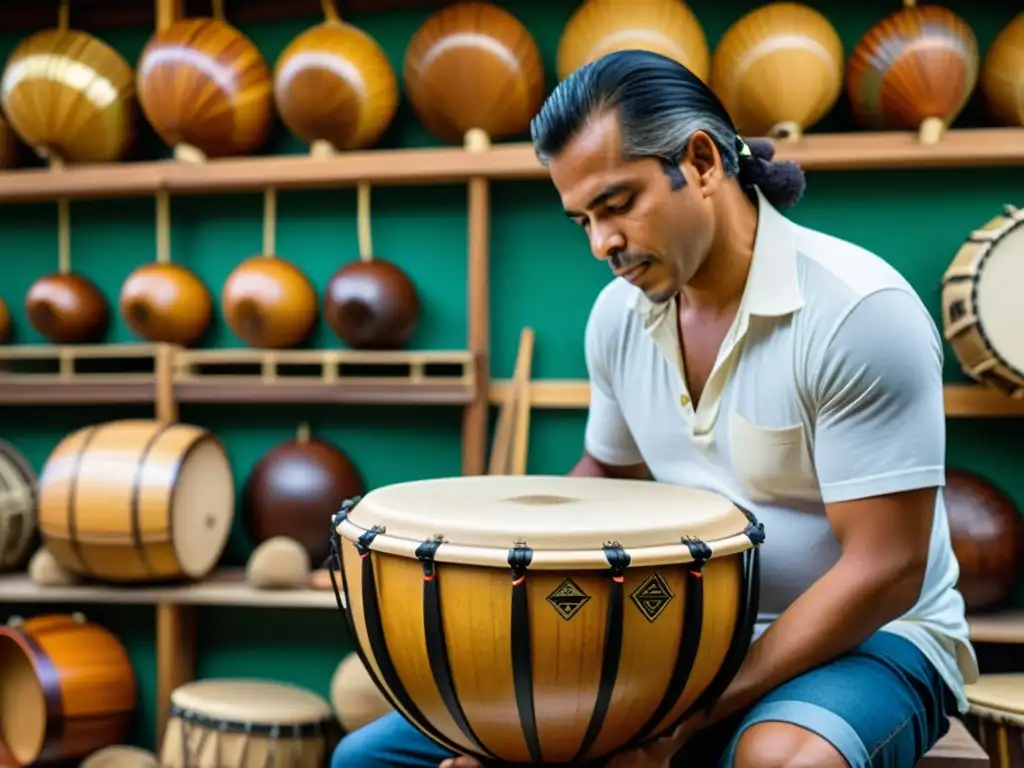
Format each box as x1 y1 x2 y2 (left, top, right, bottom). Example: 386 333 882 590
711 2 843 139
1 29 135 163
274 18 398 152
980 12 1024 127
847 5 979 144
557 0 710 82
404 1 545 143
222 257 318 349
324 259 420 349
25 273 109 344
120 263 213 346
137 18 273 160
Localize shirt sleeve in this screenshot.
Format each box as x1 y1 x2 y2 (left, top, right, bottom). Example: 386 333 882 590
582 296 645 467
811 288 946 504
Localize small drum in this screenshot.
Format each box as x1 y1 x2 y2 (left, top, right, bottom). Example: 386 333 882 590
0 613 136 766
0 437 37 572
964 673 1024 767
941 204 1024 397
36 419 235 583
331 474 763 764
159 679 336 768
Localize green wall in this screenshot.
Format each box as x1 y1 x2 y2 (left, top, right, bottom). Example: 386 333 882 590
0 0 1020 753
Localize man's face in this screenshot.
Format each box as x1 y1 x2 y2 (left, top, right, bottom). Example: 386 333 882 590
549 111 717 304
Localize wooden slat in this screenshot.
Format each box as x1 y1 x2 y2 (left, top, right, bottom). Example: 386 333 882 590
919 719 989 767
0 128 1020 202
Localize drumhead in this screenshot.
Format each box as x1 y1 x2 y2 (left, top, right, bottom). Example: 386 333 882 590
965 673 1024 719
976 220 1024 371
341 475 749 551
170 679 333 724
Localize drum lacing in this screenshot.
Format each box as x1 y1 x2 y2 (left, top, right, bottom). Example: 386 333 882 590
682 535 712 576
737 507 766 547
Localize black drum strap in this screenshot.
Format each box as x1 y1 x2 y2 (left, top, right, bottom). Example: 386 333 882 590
508 543 540 763
571 543 631 762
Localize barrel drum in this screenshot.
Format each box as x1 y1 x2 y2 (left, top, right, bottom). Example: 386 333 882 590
37 419 235 583
0 613 136 766
332 475 763 764
0 438 37 572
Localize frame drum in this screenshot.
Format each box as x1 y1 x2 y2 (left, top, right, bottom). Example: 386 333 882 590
37 419 235 582
941 204 1024 397
0 438 37 572
964 674 1024 767
331 474 764 765
159 679 336 768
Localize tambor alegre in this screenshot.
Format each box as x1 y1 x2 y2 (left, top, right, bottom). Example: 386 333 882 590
331 474 764 764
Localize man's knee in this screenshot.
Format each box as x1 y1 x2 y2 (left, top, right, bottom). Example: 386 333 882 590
331 724 387 768
733 722 848 768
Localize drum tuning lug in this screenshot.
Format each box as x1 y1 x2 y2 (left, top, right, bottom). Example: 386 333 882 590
603 540 622 549
370 524 386 534
72 612 87 624
431 533 446 543
512 538 528 548
6 615 23 628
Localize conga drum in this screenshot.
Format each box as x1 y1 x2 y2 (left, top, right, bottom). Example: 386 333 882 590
36 419 235 583
331 475 763 764
0 613 136 766
0 438 37 572
964 674 1024 767
159 679 337 768
941 204 1024 398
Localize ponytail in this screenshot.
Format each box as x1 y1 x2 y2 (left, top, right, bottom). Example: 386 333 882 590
735 137 806 209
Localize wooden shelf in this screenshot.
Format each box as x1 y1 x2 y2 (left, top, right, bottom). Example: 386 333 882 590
487 380 1024 418
0 128 1020 202
966 611 1024 644
0 344 477 406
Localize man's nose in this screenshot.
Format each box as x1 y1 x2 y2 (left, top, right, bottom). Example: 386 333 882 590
590 225 626 261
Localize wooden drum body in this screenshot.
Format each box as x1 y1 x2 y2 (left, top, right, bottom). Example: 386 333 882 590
332 475 763 764
941 205 1024 397
964 674 1024 767
0 613 136 766
37 419 235 583
0 438 37 572
159 679 336 768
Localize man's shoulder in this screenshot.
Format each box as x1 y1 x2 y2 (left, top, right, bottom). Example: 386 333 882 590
586 277 645 339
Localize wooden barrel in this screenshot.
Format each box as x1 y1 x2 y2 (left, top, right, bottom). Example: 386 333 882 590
0 438 37 572
0 613 136 766
37 419 235 583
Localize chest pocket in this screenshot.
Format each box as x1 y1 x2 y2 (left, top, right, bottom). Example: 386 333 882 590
729 411 819 503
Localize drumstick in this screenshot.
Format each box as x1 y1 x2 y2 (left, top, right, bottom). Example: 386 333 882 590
488 327 534 475
509 330 535 476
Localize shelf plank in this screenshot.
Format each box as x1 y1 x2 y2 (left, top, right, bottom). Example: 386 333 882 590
0 128 1020 202
487 380 1024 418
966 611 1024 644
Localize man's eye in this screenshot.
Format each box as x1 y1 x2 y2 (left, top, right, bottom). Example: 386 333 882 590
607 199 633 213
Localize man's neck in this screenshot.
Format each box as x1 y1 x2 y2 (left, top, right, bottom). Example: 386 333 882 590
680 189 759 317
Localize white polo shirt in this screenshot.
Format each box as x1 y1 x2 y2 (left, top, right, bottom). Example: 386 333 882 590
583 187 979 712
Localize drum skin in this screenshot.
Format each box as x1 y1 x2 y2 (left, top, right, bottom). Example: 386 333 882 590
1 28 135 163
159 678 336 768
222 257 318 349
556 0 709 82
711 2 844 139
136 18 273 158
0 613 136 766
404 1 545 143
25 273 110 344
274 19 398 151
963 674 1024 768
120 262 213 346
334 476 762 763
846 5 979 140
244 437 365 565
981 13 1024 127
324 260 420 349
0 438 38 572
37 419 235 583
943 470 1024 613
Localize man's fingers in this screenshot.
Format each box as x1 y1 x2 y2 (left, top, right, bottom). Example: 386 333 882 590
438 759 483 768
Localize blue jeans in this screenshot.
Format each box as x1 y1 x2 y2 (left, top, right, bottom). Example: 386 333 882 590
332 631 957 767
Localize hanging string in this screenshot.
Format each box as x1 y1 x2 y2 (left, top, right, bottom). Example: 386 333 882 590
357 182 373 262
57 198 70 274
263 188 277 257
57 0 69 29
321 0 341 23
211 0 225 21
297 421 311 443
155 192 171 263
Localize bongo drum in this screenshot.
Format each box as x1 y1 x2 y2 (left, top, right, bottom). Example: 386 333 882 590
330 475 763 765
0 613 136 766
941 204 1024 397
159 679 336 768
964 674 1024 767
36 419 235 583
0 438 37 572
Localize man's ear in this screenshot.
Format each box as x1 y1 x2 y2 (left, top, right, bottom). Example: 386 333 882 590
684 131 724 195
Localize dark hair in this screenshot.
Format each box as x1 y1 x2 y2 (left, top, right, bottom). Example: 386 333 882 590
530 49 806 209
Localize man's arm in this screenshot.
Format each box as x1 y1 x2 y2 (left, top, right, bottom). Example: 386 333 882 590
570 451 652 479
704 288 945 724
